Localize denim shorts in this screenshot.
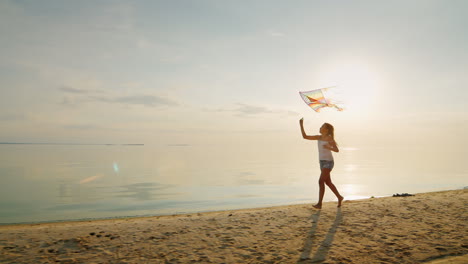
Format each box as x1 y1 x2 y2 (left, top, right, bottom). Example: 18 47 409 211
320 160 334 170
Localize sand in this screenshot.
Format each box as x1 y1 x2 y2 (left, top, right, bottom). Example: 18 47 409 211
1 189 466 264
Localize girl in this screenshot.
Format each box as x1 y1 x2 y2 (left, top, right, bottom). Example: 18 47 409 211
299 118 344 209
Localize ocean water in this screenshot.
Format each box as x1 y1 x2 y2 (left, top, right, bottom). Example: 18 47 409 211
0 141 466 224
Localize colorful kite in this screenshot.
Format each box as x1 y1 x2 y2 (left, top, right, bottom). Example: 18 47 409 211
299 87 343 112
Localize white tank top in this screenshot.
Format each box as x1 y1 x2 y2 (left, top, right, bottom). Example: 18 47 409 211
318 140 333 161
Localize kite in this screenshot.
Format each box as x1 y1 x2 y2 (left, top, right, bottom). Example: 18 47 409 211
299 87 343 112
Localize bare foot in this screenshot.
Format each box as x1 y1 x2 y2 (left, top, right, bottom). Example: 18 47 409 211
313 204 322 209
338 196 344 207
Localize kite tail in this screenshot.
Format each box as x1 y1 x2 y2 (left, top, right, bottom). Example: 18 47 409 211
334 105 344 111
327 103 343 111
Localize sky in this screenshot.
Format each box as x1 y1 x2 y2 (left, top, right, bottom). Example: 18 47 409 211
1 0 467 147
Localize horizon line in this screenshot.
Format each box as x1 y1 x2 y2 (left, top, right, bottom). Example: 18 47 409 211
0 142 144 146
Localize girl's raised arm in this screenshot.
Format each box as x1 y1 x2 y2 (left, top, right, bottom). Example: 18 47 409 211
299 118 321 140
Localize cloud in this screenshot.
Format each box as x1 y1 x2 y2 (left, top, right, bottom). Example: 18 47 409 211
0 112 27 121
206 103 298 117
91 95 178 107
235 103 273 115
58 85 178 108
267 29 285 37
59 86 90 94
59 86 106 95
114 95 176 107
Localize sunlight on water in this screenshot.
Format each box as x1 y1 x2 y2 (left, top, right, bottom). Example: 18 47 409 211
0 143 466 224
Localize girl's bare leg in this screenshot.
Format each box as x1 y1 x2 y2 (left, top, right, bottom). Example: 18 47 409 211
324 173 344 207
314 168 344 209
313 169 329 209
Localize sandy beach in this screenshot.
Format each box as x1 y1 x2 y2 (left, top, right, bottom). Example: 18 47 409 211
1 189 466 264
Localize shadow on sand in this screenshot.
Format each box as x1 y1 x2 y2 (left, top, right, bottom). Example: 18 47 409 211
298 208 343 263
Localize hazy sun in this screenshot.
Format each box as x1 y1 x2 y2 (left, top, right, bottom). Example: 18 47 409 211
318 61 381 113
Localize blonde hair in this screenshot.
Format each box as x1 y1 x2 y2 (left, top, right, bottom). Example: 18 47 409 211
323 123 335 141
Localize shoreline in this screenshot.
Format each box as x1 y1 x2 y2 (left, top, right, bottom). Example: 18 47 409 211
1 189 467 263
1 188 464 227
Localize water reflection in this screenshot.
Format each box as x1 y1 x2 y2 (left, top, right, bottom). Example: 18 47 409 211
59 183 71 198
79 174 103 184
0 143 467 224
114 182 180 201
236 171 266 185
46 202 100 212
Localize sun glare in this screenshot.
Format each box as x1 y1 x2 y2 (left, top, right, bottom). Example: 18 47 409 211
318 62 381 113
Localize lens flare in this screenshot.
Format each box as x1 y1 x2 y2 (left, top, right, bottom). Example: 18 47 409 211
113 162 119 173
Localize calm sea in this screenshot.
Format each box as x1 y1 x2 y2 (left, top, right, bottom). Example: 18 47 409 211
0 141 466 224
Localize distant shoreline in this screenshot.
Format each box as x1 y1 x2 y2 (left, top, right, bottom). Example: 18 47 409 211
0 142 144 146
